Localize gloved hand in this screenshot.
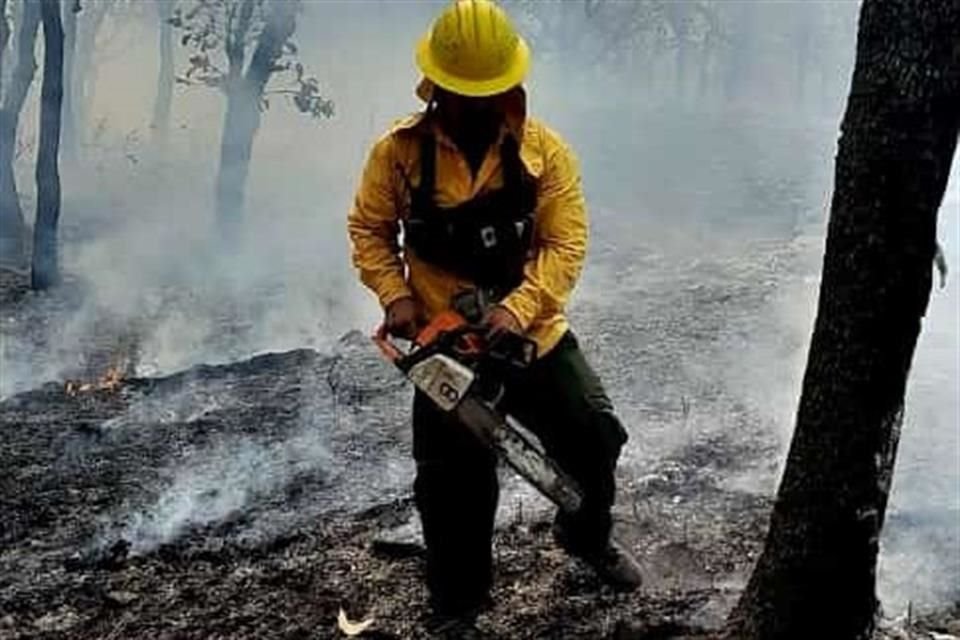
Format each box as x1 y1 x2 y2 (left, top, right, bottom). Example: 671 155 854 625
483 305 522 340
385 296 421 340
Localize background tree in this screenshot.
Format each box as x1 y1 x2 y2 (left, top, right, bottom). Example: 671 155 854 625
150 0 174 139
505 0 723 105
30 0 64 289
172 0 333 236
725 0 960 637
3 0 22 89
59 0 76 158
0 0 40 270
71 0 112 147
0 0 10 98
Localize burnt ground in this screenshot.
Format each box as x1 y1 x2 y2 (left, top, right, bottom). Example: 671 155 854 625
0 328 764 639
1 213 957 638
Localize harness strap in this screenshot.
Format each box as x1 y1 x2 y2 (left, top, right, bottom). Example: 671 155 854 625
500 134 522 196
403 127 536 294
414 131 523 203
417 132 437 206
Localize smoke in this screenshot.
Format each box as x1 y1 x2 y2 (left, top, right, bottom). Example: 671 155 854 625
1 0 955 613
2 3 399 395
112 427 332 554
98 353 335 553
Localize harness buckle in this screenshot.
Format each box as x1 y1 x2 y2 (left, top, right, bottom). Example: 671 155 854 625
480 226 498 249
452 288 495 324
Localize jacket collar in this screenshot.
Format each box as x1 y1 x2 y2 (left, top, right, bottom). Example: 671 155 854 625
403 77 527 143
386 79 542 177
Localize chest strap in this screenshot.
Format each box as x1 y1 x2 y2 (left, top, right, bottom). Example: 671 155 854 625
402 131 537 295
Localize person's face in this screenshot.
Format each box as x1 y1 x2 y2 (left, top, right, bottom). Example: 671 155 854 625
434 88 504 141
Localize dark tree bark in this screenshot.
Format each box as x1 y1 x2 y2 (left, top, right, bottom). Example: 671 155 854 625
60 0 76 159
725 1 960 638
0 0 10 99
0 0 40 269
150 0 174 139
215 0 297 236
30 0 63 289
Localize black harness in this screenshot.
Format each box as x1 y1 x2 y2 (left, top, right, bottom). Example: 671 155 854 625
401 131 537 296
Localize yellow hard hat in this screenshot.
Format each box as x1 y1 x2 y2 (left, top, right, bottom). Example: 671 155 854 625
416 0 531 98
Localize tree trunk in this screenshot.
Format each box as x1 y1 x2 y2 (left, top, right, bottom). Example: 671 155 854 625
695 5 720 105
725 1 960 638
696 39 711 104
666 6 690 105
214 0 297 237
150 0 173 139
675 32 689 105
0 0 24 97
30 0 63 290
60 0 76 159
215 84 258 238
0 0 40 270
720 2 753 107
72 0 105 140
0 0 10 99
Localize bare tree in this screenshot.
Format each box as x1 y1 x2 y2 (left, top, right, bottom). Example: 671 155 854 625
0 0 10 98
0 0 40 270
150 0 174 139
725 0 960 637
71 0 108 143
59 0 77 158
214 0 293 235
30 0 63 289
173 0 332 236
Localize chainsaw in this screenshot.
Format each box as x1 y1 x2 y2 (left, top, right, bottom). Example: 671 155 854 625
373 303 584 515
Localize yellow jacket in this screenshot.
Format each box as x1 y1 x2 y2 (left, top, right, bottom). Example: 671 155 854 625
347 90 587 357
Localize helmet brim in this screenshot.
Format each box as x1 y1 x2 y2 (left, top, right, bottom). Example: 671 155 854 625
415 31 531 99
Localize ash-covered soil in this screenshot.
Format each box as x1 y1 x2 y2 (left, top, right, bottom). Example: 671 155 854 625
1 248 957 639
0 327 766 639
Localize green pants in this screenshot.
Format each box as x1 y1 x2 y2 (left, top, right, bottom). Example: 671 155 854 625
412 331 628 616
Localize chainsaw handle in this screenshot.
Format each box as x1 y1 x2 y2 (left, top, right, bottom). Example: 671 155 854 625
374 319 537 373
373 324 406 363
373 322 480 372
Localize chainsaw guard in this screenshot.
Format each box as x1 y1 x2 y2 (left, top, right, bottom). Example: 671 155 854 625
407 353 476 412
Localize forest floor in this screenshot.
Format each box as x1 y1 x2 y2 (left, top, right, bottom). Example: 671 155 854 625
2 248 958 640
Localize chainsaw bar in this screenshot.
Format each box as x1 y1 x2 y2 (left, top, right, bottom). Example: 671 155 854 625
454 395 584 514
379 327 584 514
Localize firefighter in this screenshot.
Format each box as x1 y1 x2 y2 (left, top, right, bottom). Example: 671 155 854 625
347 0 643 633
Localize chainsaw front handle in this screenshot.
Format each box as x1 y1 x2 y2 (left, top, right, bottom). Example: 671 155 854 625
373 324 406 364
374 322 487 374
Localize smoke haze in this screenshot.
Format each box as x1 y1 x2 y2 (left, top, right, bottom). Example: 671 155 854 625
0 0 955 614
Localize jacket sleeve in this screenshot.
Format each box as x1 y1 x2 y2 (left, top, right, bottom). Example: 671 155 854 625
347 136 413 309
500 132 588 330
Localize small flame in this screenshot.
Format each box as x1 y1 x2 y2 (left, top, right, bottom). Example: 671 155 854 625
65 367 125 396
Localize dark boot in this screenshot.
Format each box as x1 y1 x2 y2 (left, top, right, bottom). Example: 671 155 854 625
423 602 492 639
552 516 644 591
580 539 645 592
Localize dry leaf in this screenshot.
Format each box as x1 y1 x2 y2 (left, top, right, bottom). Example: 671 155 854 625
337 608 374 637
